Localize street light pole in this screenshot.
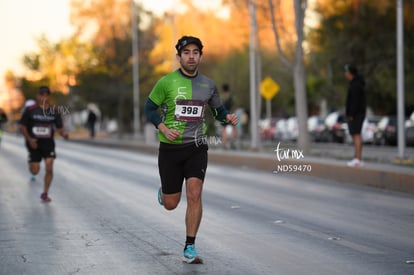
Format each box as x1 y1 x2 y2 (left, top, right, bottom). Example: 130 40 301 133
131 0 141 137
396 0 405 160
249 0 259 150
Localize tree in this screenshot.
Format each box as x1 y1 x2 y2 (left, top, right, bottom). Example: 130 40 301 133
21 35 80 94
309 0 414 115
69 0 158 135
268 0 310 153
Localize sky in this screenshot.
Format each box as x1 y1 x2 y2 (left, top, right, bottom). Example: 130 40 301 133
0 0 227 92
0 0 179 91
0 0 72 85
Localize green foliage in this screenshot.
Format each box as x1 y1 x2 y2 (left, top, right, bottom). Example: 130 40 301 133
21 53 40 71
207 46 296 119
18 0 414 134
308 0 414 115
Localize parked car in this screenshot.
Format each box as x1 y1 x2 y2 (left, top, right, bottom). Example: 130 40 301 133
274 118 289 141
308 116 330 142
406 113 414 146
259 118 277 140
324 111 347 143
286 117 298 141
373 116 397 145
345 116 381 144
362 117 381 144
406 124 414 146
374 116 414 146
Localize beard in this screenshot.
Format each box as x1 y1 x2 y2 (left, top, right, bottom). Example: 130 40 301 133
180 61 199 76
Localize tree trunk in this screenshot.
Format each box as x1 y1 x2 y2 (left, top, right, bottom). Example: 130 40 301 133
293 0 310 154
294 57 309 153
269 0 309 153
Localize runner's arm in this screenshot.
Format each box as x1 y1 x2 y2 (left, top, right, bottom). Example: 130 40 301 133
144 98 180 141
57 128 69 139
212 105 229 124
144 98 162 128
54 113 68 139
20 125 38 149
20 125 31 141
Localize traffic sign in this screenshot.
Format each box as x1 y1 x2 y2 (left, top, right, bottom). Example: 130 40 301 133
260 76 280 100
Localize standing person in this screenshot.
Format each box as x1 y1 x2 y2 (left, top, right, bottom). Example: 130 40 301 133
20 86 68 202
86 109 97 138
0 108 8 148
144 35 238 264
344 64 366 167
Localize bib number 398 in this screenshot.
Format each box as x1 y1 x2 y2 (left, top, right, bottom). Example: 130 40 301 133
174 100 204 122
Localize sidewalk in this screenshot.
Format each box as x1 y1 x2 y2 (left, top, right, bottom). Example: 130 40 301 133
68 133 414 194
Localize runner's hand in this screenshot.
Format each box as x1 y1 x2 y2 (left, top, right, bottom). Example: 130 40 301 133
28 138 38 149
158 123 180 141
226 114 238 126
62 133 69 140
162 128 180 141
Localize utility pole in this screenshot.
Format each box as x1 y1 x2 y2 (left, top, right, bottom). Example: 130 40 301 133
396 0 405 160
249 0 259 150
131 0 141 137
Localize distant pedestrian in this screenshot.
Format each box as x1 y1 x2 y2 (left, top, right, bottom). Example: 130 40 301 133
20 86 68 202
86 110 97 138
0 108 8 148
144 35 238 264
344 64 366 167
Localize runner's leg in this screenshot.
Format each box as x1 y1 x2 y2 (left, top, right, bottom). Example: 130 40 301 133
354 134 363 160
43 157 54 194
29 162 40 175
185 177 203 238
162 192 181 210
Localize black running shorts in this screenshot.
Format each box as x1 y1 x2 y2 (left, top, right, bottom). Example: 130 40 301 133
158 142 208 194
26 140 56 163
348 114 365 135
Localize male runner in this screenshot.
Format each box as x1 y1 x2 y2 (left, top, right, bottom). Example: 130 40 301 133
20 86 68 202
144 35 238 264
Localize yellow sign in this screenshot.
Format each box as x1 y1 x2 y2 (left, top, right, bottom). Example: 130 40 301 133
260 76 280 100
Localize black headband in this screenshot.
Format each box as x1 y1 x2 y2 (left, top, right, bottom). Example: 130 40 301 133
344 64 358 76
38 86 51 94
175 36 203 55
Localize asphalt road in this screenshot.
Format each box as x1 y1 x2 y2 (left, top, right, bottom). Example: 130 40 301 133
1 135 414 275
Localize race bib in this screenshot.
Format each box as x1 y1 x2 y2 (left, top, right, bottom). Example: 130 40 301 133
32 125 52 138
174 100 204 122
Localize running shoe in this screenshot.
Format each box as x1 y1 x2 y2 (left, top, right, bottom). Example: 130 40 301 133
183 244 203 264
157 187 163 206
347 158 364 167
40 192 51 203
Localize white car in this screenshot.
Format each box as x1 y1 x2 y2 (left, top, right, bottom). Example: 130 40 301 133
361 117 381 144
345 116 381 144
